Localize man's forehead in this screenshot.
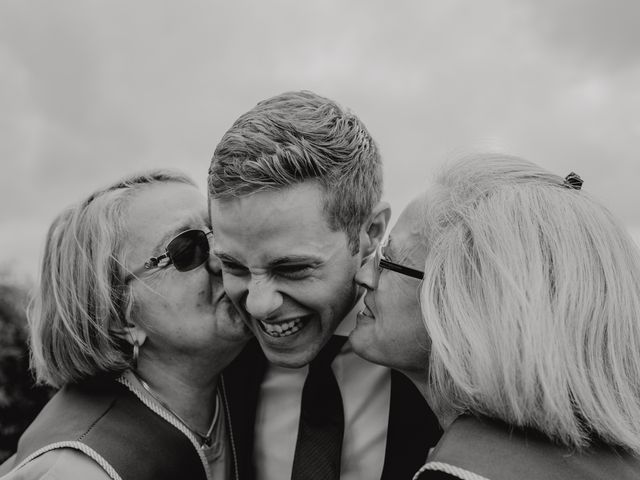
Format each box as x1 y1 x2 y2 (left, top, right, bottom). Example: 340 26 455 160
211 215 348 265
210 182 325 215
210 189 332 237
208 182 351 262
213 228 340 261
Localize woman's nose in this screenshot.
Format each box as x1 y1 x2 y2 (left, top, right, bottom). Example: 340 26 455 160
355 255 376 291
205 255 222 276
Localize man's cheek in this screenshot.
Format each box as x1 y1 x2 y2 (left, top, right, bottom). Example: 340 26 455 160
221 276 244 305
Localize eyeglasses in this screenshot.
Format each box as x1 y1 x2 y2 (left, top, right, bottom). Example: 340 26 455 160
126 229 213 282
372 241 424 287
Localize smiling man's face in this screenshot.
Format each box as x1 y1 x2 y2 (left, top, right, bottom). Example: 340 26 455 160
210 182 362 368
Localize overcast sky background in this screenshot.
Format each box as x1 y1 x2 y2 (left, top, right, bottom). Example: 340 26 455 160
1 0 639 282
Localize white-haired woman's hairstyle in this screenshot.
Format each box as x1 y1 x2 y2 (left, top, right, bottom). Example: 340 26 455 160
28 169 196 388
421 154 640 455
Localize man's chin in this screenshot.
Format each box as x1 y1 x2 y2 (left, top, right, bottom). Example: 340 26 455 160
252 329 320 368
261 347 317 368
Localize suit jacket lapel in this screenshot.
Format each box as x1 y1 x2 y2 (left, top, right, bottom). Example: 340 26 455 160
222 339 268 480
223 342 443 480
380 370 443 480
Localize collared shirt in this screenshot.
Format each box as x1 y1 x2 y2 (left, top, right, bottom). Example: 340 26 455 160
254 302 392 480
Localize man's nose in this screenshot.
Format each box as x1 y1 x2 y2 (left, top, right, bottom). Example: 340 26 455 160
244 276 283 320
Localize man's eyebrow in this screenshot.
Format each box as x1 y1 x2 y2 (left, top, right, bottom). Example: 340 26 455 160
270 255 321 267
211 252 322 266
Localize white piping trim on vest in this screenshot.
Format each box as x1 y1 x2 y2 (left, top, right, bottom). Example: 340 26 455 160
219 375 239 480
116 374 213 480
413 461 492 480
4 441 122 480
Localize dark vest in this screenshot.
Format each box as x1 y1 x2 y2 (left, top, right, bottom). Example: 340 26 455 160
1 376 209 480
417 415 640 480
223 339 442 480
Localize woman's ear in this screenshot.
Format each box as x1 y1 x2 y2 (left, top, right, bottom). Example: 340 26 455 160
112 322 147 348
360 201 391 259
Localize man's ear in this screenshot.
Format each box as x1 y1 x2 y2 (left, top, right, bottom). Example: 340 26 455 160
360 201 391 259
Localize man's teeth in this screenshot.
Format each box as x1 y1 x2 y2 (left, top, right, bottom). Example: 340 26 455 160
259 318 304 337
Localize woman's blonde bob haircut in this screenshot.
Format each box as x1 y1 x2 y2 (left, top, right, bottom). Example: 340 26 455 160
421 154 640 454
29 169 196 388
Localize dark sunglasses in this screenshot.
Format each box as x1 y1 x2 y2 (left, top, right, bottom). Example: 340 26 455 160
126 229 213 282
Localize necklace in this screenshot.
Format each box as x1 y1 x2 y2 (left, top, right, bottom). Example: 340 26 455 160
132 371 220 447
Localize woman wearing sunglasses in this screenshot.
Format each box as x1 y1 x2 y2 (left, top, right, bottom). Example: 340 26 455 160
351 155 640 479
0 170 251 480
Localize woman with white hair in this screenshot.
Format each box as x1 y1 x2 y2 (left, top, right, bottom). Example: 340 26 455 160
0 170 251 480
351 155 640 479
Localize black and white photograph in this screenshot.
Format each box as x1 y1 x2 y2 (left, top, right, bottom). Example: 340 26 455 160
1 1 640 479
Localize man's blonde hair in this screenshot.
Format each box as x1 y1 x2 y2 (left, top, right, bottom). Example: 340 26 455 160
208 90 382 254
421 154 640 454
29 169 196 388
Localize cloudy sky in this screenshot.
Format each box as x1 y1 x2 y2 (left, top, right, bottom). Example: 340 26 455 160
1 0 639 281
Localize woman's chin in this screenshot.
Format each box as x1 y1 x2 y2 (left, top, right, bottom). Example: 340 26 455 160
349 325 387 367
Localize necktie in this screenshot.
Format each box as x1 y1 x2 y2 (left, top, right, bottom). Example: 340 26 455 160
291 335 348 480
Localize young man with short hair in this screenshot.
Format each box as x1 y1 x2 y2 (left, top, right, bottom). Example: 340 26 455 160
209 91 441 480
